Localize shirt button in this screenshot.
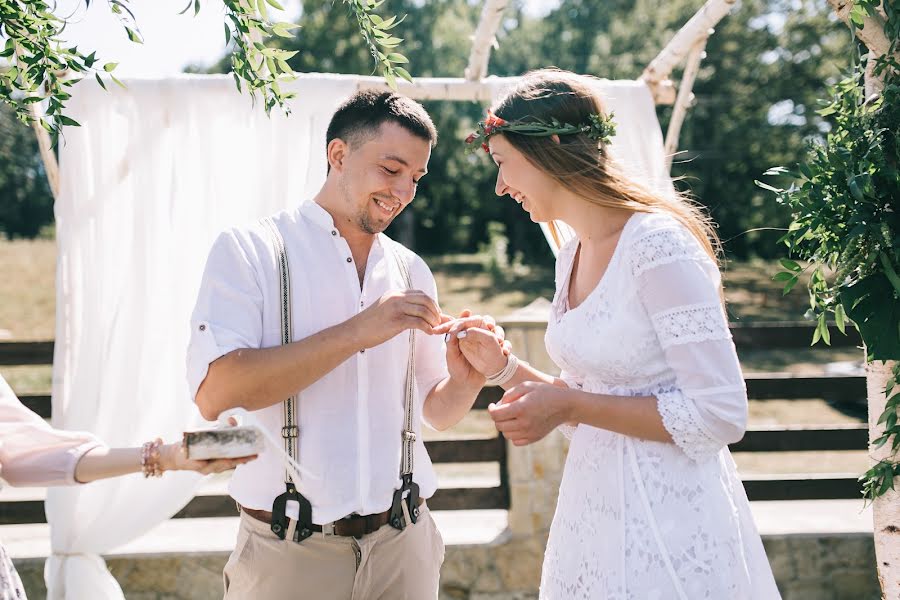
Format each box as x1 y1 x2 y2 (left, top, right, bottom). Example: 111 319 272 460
360 349 366 354
331 230 337 236
199 324 206 331
346 257 352 263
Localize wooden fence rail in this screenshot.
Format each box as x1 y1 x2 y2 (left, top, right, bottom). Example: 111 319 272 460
0 322 870 525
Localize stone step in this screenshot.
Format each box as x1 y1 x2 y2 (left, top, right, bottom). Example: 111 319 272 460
3 499 872 561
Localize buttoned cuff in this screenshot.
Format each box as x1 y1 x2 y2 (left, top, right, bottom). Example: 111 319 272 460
186 319 238 402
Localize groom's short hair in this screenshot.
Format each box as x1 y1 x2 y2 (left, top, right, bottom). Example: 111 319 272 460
326 91 438 153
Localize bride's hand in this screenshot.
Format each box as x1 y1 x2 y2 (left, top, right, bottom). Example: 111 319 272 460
456 327 510 377
159 417 258 475
437 311 510 371
160 443 257 475
488 381 574 446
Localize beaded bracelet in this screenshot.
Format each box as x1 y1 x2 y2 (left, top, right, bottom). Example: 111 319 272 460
485 354 519 387
141 438 164 478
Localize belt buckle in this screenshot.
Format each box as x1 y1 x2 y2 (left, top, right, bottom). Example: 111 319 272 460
321 521 335 537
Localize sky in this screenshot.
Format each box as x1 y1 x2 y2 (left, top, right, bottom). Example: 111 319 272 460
57 0 561 78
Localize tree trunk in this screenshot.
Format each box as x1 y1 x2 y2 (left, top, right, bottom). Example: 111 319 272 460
866 357 900 599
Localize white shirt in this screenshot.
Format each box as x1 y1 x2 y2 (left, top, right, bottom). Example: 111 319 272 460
186 201 449 525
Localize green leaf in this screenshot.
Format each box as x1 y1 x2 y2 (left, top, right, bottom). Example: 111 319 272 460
841 273 900 360
126 28 142 44
820 314 831 345
394 66 412 82
848 177 865 202
58 115 81 127
225 23 232 44
374 15 396 30
276 58 292 74
383 69 397 90
272 22 298 38
834 303 847 334
110 74 126 89
386 53 408 64
782 276 800 296
103 62 118 72
773 271 795 282
779 258 802 272
256 0 268 21
95 73 107 90
264 0 285 9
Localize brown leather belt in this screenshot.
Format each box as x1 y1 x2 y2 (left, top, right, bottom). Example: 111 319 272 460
240 497 424 539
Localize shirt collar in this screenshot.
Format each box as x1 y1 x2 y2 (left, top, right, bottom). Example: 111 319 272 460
299 200 338 233
299 200 386 251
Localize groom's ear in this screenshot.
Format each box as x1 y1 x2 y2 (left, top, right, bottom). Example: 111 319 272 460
327 138 349 173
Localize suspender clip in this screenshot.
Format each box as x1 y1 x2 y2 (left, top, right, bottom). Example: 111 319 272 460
271 482 314 543
389 473 420 530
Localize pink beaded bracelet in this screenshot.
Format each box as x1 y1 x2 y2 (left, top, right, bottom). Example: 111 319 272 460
141 438 164 478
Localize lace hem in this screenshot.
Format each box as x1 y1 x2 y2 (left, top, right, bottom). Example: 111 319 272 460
657 389 722 461
651 302 730 349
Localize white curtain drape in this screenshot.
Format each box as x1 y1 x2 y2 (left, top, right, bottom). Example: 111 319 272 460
45 73 356 599
489 78 673 255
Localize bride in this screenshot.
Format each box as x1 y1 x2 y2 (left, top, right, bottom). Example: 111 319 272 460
438 68 781 599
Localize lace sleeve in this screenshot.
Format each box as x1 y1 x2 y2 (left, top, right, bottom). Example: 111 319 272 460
630 222 748 461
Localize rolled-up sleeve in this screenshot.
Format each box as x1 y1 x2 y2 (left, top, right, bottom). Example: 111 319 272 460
186 230 264 402
631 226 748 461
0 376 105 487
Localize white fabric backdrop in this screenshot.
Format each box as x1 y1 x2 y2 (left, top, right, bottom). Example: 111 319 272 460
46 74 356 599
488 78 674 255
44 72 667 598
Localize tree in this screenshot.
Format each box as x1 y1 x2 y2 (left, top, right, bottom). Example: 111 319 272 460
0 0 408 145
760 0 899 592
0 102 52 238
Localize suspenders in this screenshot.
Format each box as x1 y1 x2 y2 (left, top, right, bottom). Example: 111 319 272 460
262 217 314 542
389 248 421 529
262 217 420 542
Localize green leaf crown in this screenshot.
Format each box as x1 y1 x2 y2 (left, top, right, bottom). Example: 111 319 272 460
465 110 617 154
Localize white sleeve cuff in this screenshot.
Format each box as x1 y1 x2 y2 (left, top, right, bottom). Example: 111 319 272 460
657 388 723 462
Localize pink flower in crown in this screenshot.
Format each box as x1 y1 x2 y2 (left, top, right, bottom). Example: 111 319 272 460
465 133 477 144
482 111 507 136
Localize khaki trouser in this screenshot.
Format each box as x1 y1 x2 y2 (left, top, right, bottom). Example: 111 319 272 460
223 502 444 600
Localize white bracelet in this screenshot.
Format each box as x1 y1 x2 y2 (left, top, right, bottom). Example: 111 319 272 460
485 354 519 387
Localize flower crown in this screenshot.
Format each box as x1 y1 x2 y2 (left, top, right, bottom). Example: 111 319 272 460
465 110 617 154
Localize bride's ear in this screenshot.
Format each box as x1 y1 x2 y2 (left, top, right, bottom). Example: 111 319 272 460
551 134 561 144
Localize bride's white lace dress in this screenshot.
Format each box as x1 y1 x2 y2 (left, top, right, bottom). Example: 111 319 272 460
540 212 781 599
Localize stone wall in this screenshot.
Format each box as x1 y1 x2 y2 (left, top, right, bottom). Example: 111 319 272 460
14 532 880 600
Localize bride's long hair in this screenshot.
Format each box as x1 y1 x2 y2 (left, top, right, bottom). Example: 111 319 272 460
490 68 721 263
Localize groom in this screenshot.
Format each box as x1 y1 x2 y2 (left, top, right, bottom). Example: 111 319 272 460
186 90 501 599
